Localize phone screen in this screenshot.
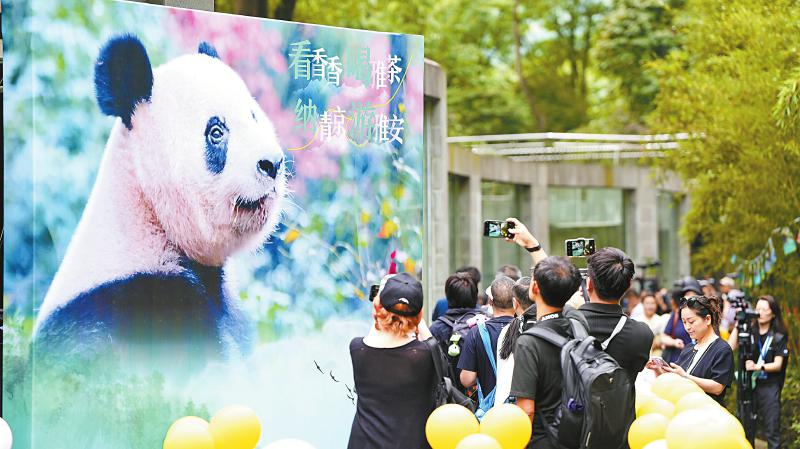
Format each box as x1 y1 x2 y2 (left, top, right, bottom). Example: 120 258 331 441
565 238 596 257
484 220 514 238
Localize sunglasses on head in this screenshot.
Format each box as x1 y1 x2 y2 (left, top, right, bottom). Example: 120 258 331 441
679 295 710 310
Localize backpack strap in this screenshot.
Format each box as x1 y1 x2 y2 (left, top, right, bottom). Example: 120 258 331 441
423 337 446 382
477 321 498 375
527 326 570 348
437 315 456 328
601 316 627 350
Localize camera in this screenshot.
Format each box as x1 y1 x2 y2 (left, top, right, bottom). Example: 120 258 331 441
483 220 515 239
729 292 759 323
565 238 596 257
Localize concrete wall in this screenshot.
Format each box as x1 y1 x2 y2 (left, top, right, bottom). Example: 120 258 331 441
423 59 448 315
437 145 691 298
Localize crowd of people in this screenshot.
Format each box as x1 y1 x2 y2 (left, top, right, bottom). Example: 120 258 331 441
346 218 790 449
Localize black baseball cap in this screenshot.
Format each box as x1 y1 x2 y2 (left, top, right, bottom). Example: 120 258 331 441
379 273 423 317
680 278 703 297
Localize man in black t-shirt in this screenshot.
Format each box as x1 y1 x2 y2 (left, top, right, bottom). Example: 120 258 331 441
509 255 583 449
458 276 516 407
580 248 653 449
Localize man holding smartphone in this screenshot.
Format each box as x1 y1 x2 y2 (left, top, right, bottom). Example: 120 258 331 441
505 219 653 449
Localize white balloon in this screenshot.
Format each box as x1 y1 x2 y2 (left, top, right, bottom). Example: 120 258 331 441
263 438 316 449
0 417 12 449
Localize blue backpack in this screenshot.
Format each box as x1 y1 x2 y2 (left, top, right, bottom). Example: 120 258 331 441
475 320 497 420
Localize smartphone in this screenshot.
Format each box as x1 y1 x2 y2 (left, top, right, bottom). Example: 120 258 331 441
565 238 596 257
649 356 669 368
483 220 515 238
368 284 380 301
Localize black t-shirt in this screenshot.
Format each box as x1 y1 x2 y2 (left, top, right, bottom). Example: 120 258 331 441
675 337 734 404
754 330 789 385
348 338 436 449
510 315 572 449
457 315 514 393
579 303 653 449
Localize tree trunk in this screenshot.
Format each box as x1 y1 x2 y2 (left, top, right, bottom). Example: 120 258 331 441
236 0 268 17
273 0 296 20
567 1 579 94
580 12 592 97
513 0 546 131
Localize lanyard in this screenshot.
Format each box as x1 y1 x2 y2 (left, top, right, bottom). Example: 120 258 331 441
757 334 773 365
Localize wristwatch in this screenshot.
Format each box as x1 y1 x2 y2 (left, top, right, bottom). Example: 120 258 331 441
526 244 542 253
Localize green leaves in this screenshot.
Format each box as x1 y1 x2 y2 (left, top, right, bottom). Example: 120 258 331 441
648 0 800 303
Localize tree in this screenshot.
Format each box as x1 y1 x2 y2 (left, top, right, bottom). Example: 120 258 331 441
215 0 296 20
593 0 685 129
649 0 800 353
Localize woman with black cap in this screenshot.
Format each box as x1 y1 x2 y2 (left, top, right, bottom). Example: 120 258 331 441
348 273 435 449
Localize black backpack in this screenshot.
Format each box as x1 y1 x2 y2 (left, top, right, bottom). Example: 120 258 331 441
423 337 476 412
527 317 633 449
435 312 483 385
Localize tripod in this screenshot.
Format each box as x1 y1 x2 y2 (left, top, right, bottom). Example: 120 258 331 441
735 313 758 446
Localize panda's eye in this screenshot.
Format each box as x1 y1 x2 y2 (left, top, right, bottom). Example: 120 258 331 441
210 125 225 142
205 117 228 146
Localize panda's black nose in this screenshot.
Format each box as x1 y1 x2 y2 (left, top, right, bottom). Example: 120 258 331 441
257 157 282 179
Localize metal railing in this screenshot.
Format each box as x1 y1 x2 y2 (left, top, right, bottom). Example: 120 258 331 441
447 132 699 162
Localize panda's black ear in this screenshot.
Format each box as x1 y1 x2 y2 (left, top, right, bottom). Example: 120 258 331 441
94 34 153 130
198 41 220 59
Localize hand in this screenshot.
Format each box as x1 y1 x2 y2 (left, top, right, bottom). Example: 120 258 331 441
675 340 685 350
646 359 667 376
505 218 539 249
665 363 688 378
745 360 756 371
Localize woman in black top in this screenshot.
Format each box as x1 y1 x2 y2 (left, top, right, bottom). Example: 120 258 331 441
348 273 436 449
647 295 734 404
728 295 789 449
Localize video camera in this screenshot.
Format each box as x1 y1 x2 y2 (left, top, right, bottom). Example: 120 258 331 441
728 292 759 323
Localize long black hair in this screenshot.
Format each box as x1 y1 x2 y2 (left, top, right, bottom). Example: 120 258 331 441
756 295 787 335
499 277 533 360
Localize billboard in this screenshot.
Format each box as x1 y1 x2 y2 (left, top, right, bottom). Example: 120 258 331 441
2 0 424 447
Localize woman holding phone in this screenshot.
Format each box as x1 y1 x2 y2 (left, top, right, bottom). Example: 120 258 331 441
647 295 734 404
348 273 436 449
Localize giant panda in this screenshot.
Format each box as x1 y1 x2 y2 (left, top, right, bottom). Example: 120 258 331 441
34 35 287 360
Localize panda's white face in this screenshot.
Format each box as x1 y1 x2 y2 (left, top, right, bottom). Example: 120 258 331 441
125 53 286 266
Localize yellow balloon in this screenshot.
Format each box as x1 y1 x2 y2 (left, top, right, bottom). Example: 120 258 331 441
642 439 668 449
210 405 262 449
628 414 670 449
736 436 753 449
636 390 656 416
666 409 743 449
652 373 683 400
638 396 676 419
674 392 715 414
167 416 210 436
479 404 532 449
163 417 215 449
426 405 479 449
665 380 702 404
455 434 502 449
